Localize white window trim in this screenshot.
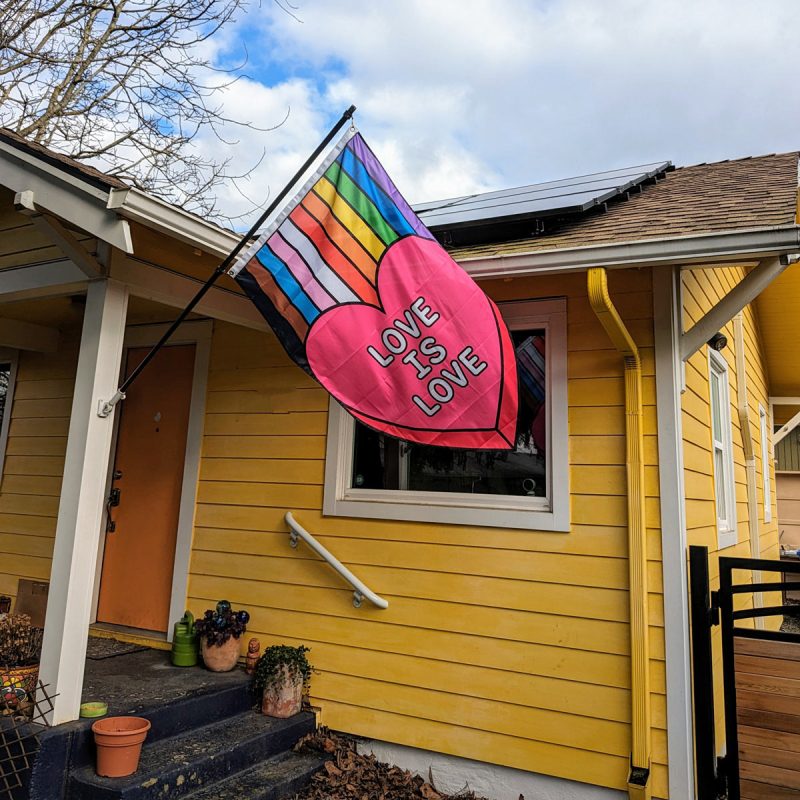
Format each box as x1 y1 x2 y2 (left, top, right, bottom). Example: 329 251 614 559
759 404 772 523
323 298 569 532
708 349 737 548
0 348 19 486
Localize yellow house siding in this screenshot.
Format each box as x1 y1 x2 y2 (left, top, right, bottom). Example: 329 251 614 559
0 340 78 603
0 190 95 271
681 265 781 747
188 268 668 797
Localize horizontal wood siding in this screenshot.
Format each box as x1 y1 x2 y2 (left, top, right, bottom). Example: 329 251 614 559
777 431 800 472
681 265 782 750
188 268 668 797
0 189 95 271
0 338 78 602
736 637 800 799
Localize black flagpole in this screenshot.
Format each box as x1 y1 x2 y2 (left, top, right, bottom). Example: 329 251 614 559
98 104 356 418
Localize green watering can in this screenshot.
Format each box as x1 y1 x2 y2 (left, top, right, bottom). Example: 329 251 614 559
171 611 198 667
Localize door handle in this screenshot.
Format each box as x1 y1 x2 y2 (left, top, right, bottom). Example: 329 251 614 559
106 487 121 533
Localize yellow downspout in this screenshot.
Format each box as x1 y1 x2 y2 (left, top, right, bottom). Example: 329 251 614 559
588 268 651 800
733 313 763 622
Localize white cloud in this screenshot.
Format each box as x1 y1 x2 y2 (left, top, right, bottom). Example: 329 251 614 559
198 0 800 223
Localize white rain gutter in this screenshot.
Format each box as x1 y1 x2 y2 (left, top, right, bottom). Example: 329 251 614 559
107 187 241 258
459 225 800 279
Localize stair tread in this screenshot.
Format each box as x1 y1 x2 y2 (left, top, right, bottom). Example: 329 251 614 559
71 710 313 791
182 751 325 800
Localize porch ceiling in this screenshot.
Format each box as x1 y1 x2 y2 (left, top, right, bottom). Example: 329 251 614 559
755 263 800 397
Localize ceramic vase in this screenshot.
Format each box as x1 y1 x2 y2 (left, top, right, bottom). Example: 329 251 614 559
201 636 240 672
261 667 302 718
92 716 151 777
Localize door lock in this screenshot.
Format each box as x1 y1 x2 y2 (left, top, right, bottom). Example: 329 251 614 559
106 487 121 533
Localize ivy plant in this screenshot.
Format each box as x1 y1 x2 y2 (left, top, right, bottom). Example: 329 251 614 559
253 645 313 694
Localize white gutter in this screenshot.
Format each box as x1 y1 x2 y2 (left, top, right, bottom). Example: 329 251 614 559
107 187 241 258
459 225 800 278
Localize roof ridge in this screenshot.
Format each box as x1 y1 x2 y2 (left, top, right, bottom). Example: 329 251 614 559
676 150 799 171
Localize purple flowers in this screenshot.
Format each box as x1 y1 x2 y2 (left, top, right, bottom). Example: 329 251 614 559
194 601 249 646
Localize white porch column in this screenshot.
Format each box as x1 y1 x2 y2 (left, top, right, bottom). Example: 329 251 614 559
39 279 129 724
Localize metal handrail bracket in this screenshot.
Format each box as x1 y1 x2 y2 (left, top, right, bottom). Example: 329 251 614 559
284 512 389 609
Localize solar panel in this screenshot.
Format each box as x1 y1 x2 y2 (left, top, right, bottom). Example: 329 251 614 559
415 161 672 231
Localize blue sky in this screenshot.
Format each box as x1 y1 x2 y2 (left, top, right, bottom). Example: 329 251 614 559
194 0 800 222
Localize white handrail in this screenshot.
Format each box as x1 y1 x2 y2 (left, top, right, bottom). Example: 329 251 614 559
284 512 389 609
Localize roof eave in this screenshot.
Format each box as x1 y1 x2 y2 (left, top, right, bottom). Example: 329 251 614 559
0 138 134 253
456 225 800 278
107 187 240 258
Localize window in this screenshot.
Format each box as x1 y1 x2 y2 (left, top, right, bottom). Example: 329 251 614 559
759 404 772 523
708 350 737 547
0 351 18 483
323 298 569 531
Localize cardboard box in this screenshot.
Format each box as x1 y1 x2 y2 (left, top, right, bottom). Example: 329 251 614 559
15 580 49 627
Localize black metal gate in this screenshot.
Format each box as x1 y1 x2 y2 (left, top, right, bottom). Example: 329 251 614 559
690 546 800 800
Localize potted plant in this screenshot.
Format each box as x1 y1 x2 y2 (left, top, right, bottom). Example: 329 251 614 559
194 601 249 672
253 645 313 718
0 613 42 711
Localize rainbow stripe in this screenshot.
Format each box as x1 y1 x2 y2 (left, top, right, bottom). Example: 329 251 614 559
516 335 546 407
232 131 434 366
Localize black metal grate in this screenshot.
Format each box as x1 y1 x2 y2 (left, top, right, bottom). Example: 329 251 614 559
0 680 55 798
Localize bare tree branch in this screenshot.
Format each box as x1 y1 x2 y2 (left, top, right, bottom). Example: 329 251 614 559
0 0 287 222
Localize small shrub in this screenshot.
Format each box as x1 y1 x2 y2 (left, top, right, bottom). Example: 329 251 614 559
253 645 313 694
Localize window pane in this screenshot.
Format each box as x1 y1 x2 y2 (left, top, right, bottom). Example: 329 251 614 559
0 363 9 434
710 370 722 442
351 329 547 498
714 447 727 523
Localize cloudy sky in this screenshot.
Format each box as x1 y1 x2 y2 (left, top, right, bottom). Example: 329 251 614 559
196 0 800 222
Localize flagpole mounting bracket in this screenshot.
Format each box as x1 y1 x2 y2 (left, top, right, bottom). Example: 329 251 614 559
97 390 126 418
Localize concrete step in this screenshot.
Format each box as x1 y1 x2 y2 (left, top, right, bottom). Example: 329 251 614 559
67 711 315 800
182 751 325 800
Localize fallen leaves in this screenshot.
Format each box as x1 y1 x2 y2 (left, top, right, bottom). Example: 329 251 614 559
294 729 489 800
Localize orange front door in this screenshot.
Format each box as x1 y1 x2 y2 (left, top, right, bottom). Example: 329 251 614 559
96 344 196 633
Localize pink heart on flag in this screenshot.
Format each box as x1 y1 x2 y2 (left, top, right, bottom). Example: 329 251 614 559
306 236 517 449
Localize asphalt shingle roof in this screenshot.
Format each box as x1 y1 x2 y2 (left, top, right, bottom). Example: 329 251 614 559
449 151 800 260
0 127 128 190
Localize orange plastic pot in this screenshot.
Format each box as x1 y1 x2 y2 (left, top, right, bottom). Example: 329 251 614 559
92 716 151 777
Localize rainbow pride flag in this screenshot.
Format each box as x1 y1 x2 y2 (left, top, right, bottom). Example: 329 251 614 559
229 128 518 450
230 132 435 371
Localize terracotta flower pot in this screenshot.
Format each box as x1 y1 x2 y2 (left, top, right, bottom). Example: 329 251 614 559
201 636 240 672
261 667 302 718
92 716 151 778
